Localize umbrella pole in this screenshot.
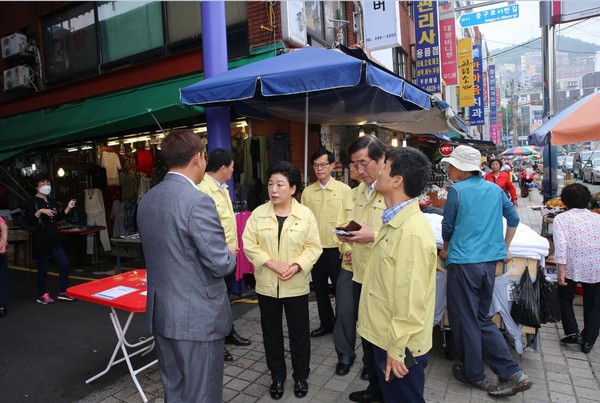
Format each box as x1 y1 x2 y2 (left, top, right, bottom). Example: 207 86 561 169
304 93 309 187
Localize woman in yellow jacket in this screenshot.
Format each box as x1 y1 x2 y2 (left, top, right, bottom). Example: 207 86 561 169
243 162 322 400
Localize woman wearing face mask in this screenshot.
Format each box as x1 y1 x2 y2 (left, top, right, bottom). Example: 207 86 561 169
24 175 77 305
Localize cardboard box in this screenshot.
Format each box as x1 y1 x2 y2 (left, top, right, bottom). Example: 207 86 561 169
496 257 538 278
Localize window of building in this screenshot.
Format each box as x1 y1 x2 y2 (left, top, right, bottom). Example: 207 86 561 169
97 1 164 64
43 2 98 83
306 1 346 47
394 48 408 77
42 1 249 84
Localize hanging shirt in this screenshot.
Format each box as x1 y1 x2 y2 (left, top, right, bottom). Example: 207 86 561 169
101 151 122 186
136 149 155 177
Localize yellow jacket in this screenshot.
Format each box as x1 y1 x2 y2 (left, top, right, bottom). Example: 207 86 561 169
340 182 386 283
357 200 437 361
336 185 360 272
198 175 237 247
301 178 351 249
242 199 323 298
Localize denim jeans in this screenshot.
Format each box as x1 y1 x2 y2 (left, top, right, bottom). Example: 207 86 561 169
35 246 70 296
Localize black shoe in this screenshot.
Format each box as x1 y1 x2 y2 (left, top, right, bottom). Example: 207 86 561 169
0 307 6 318
452 363 491 391
360 366 369 380
582 342 593 354
224 347 233 362
269 380 284 400
348 389 382 403
336 362 351 376
225 329 251 346
294 379 308 398
310 326 333 338
561 333 583 345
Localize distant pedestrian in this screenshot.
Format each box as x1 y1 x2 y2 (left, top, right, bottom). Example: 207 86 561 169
440 145 532 397
358 148 437 402
553 184 600 354
301 148 350 341
24 175 77 305
0 216 8 317
485 158 518 207
137 129 237 402
243 162 322 400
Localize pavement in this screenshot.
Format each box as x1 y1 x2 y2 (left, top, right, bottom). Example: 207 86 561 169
5 190 600 403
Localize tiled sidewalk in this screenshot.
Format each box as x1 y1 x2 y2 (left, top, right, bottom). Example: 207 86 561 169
77 194 600 403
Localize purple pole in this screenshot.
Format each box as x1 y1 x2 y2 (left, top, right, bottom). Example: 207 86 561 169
201 1 235 199
202 1 230 152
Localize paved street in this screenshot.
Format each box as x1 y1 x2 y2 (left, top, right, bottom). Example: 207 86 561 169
64 193 600 403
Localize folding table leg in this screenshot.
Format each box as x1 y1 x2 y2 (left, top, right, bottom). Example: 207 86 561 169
85 308 157 403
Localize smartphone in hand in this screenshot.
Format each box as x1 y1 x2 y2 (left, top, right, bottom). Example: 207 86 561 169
379 348 418 382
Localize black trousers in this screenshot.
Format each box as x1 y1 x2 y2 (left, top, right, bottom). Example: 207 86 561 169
312 247 341 330
559 279 600 346
257 293 310 382
353 281 382 396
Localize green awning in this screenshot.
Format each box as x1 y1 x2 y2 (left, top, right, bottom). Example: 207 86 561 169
0 44 282 158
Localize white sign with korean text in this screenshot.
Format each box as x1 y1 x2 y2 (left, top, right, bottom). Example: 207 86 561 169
363 1 401 51
281 1 307 47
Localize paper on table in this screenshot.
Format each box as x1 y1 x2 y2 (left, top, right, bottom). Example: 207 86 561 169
93 285 139 300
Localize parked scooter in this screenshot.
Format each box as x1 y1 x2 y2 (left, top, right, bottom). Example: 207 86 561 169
520 168 535 197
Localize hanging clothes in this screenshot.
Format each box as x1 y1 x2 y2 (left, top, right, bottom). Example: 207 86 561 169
136 148 154 177
111 199 127 237
267 131 291 165
84 188 112 253
123 195 138 233
242 136 267 185
87 164 108 190
100 151 122 186
137 174 151 202
235 210 254 281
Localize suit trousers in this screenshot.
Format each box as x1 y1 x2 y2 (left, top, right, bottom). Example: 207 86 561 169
353 281 381 396
154 331 224 403
311 247 341 330
258 293 310 382
333 268 356 364
446 262 520 383
559 279 600 346
372 344 427 403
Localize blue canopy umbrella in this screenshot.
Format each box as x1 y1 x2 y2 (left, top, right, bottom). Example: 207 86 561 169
180 46 467 179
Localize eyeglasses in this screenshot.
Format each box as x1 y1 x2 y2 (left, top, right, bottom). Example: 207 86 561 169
312 162 332 169
349 159 374 170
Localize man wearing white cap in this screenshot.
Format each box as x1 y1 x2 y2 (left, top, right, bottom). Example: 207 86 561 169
439 145 532 397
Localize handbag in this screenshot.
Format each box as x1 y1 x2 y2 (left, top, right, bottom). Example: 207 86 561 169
15 201 42 232
538 266 560 324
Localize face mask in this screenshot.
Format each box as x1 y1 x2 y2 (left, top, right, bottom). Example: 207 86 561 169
38 185 51 195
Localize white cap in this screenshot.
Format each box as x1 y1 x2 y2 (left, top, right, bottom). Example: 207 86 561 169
441 145 482 173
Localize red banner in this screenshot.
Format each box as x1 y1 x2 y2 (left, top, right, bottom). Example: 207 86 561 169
439 11 457 85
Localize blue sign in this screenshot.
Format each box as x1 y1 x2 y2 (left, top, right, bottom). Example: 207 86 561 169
414 1 441 93
489 65 497 124
459 4 519 28
469 45 485 126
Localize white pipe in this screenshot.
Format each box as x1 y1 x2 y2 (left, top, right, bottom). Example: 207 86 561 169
304 93 309 187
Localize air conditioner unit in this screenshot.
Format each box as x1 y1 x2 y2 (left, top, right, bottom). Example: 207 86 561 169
3 65 31 91
1 33 27 59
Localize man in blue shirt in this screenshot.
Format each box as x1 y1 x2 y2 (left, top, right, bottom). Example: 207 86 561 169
440 145 532 398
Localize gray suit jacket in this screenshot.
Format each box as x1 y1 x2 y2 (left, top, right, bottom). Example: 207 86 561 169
137 172 236 341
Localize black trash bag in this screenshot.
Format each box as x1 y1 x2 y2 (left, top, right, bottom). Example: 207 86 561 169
538 266 561 324
511 268 541 328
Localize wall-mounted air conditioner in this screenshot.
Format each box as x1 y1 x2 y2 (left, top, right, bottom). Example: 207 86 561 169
3 65 31 91
1 33 27 59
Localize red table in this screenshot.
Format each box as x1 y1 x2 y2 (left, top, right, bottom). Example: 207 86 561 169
67 270 156 402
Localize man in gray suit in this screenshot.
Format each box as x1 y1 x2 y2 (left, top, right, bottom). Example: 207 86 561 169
138 129 236 403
